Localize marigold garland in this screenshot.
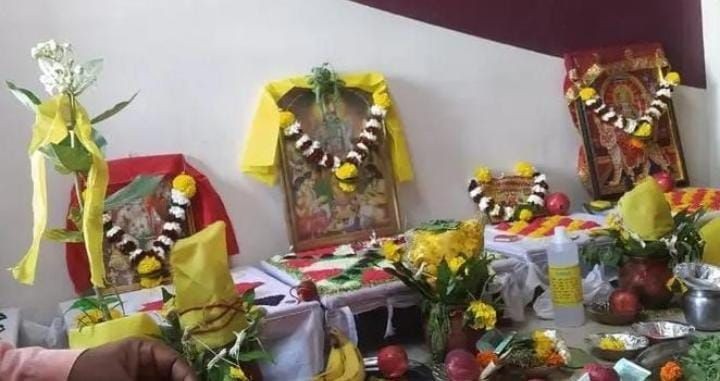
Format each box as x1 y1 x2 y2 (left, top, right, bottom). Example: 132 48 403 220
579 71 680 139
103 174 197 287
282 91 389 192
468 163 549 222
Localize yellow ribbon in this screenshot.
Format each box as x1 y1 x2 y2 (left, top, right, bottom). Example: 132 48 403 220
11 94 108 287
240 72 414 185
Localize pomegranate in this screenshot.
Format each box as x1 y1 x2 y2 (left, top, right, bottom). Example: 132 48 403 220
653 171 675 193
618 256 673 309
378 345 409 379
608 289 641 315
445 349 480 381
546 192 571 216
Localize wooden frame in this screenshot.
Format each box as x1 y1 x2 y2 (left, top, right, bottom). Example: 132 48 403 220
277 87 402 251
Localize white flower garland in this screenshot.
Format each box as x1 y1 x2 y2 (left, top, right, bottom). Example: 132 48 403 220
103 178 195 275
282 103 387 171
579 72 680 137
468 172 549 222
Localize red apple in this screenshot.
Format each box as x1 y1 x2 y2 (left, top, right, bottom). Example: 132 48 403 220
546 192 571 216
609 289 641 315
378 345 409 379
585 363 620 381
653 171 675 192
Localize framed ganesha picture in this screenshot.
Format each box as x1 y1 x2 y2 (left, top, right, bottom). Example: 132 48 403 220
277 86 401 251
564 44 689 199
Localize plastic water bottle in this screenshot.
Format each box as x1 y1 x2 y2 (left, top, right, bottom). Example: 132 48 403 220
547 227 585 327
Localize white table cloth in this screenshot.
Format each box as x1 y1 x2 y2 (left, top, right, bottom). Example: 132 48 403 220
60 266 324 381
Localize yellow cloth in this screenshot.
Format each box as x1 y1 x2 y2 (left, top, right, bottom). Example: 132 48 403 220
68 313 161 349
701 218 720 266
240 72 413 185
618 178 673 241
11 95 108 287
171 221 248 349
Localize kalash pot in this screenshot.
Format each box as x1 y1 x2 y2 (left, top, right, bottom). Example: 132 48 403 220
683 289 720 331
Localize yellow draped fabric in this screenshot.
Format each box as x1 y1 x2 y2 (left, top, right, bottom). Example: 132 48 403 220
171 221 248 349
618 178 673 241
68 313 160 349
11 95 108 287
240 72 414 185
701 218 720 266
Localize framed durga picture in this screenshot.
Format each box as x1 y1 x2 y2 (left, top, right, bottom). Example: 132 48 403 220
277 86 402 251
565 43 689 199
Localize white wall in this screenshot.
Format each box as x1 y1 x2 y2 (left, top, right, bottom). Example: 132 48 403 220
703 0 720 185
0 0 713 323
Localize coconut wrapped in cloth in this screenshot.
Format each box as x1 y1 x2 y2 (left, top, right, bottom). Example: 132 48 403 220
171 221 248 348
618 178 673 241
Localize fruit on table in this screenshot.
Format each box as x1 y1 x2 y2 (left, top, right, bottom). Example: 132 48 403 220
377 345 409 379
313 328 365 381
653 171 675 193
546 192 571 216
445 349 480 381
608 289 641 315
584 363 620 381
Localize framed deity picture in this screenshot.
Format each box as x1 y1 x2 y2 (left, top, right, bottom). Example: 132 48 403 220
101 177 195 293
565 44 689 199
277 87 402 251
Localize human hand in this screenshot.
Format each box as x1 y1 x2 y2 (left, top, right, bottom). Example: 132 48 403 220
68 338 198 381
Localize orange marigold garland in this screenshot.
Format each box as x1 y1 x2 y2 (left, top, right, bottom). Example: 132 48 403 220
103 174 197 287
660 361 683 381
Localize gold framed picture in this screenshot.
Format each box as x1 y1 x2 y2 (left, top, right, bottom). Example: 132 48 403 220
277 87 401 251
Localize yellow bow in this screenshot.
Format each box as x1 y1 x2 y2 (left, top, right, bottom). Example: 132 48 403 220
11 94 108 287
240 72 413 185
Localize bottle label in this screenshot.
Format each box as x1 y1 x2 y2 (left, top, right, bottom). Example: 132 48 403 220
548 264 583 306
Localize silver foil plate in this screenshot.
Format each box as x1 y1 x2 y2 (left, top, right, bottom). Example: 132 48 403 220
586 333 649 351
674 262 720 291
632 321 695 340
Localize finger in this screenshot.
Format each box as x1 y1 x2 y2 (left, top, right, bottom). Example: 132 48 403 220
147 340 199 381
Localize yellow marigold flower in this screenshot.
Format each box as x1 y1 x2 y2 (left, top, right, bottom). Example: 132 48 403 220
172 173 197 198
466 300 497 330
599 336 625 351
518 209 534 222
335 162 358 180
76 308 123 328
665 71 681 86
448 256 466 273
633 122 653 138
473 166 493 183
337 181 356 193
229 366 249 381
579 87 598 101
514 161 535 178
278 110 296 129
381 241 403 263
136 256 162 275
140 276 163 289
372 91 392 109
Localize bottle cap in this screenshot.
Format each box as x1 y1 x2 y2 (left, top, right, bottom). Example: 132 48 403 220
553 226 570 244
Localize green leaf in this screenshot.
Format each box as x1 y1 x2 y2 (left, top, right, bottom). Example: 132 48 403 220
416 219 460 232
235 350 273 363
91 92 138 124
565 347 594 369
6 81 40 111
68 207 83 229
50 142 93 172
104 174 163 211
44 228 84 243
92 128 108 152
67 297 101 313
161 287 175 303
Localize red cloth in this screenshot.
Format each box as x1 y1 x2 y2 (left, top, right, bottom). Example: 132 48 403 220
66 154 239 294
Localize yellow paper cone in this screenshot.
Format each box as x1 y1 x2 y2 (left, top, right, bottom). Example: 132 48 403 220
701 218 720 266
618 178 674 240
171 221 247 349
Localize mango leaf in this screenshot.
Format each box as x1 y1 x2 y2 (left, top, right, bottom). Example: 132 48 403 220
235 350 273 363
67 297 101 313
91 92 138 124
103 174 163 211
161 287 175 303
50 142 92 172
6 81 40 111
44 228 84 243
